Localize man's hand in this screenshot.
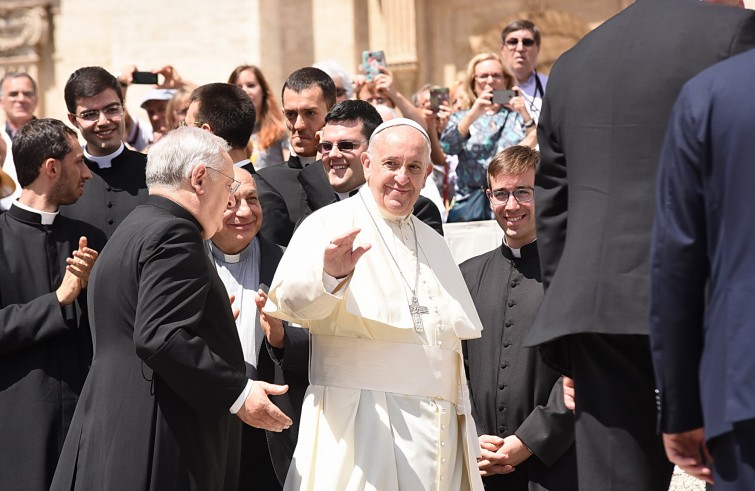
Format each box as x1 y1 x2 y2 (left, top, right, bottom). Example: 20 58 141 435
56 236 99 306
663 428 713 484
154 65 187 89
478 434 515 476
256 289 284 349
236 381 292 432
323 228 371 279
563 376 575 411
477 434 532 476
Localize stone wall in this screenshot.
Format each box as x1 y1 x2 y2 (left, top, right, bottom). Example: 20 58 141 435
1 0 753 124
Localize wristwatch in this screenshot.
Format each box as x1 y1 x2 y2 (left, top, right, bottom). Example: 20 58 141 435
523 119 536 129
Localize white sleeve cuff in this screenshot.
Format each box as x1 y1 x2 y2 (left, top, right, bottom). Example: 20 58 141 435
229 379 253 414
322 270 341 293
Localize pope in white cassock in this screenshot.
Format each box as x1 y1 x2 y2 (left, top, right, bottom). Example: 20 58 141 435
263 118 485 490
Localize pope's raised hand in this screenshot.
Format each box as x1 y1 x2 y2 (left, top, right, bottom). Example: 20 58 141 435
323 228 371 279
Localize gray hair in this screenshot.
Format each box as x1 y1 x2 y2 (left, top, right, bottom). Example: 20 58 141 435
313 59 354 99
0 72 37 97
146 126 230 189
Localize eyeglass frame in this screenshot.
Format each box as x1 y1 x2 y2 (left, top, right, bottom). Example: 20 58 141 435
474 72 505 83
504 37 537 49
317 140 367 154
486 187 535 205
206 166 242 195
72 103 125 123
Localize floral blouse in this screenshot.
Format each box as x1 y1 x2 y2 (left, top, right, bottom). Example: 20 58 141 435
440 108 524 198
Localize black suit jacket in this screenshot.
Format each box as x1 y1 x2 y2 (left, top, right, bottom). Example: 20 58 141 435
650 49 755 441
526 0 755 358
51 196 247 491
256 155 312 233
239 162 293 247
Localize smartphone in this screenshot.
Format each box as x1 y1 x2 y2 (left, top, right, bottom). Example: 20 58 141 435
132 71 159 85
429 87 449 112
492 89 517 105
362 50 387 82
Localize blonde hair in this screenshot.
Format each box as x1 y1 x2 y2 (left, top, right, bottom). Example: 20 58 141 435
463 52 514 104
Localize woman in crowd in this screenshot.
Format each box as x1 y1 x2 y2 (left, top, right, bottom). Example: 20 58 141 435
441 52 536 222
228 64 289 169
165 86 192 130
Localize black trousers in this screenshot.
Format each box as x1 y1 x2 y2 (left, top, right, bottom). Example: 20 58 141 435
565 333 673 491
708 419 755 490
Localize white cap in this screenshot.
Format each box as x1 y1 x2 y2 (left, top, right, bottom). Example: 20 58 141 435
370 117 430 145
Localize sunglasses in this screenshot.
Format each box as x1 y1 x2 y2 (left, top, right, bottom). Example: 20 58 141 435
317 140 367 153
505 37 536 48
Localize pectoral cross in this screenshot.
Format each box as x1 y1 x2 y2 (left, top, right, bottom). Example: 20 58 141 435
409 295 429 333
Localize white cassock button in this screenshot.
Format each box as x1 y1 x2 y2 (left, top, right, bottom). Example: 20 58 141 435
441 442 446 447
442 458 447 464
441 424 447 430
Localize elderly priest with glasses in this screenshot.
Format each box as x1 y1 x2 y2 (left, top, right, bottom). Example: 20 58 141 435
263 118 485 490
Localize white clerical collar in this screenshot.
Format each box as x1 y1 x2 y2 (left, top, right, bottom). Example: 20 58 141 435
234 159 251 168
336 183 364 201
209 237 258 264
83 142 125 169
13 200 59 225
504 237 537 258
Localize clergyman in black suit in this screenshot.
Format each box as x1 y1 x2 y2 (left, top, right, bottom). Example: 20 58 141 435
257 67 336 230
650 48 755 490
186 82 293 247
462 146 575 490
60 66 149 238
0 119 104 491
522 1 755 489
50 127 292 491
207 166 306 489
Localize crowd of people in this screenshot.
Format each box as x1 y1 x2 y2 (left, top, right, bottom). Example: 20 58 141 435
2 2 755 490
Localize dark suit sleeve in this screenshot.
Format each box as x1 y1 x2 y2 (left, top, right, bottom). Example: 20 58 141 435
133 221 247 421
534 91 567 290
0 293 68 356
266 325 309 378
649 86 707 434
515 376 575 467
298 161 337 214
255 174 294 247
413 195 444 236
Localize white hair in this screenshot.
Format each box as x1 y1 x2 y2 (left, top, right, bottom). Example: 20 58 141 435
146 126 230 189
313 59 354 99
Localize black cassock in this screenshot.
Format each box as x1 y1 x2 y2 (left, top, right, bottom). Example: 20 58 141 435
59 147 149 239
461 242 576 490
0 205 105 491
51 196 248 491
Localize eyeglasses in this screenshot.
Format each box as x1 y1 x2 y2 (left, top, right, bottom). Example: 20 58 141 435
486 187 534 205
207 167 241 195
505 37 536 48
318 140 367 154
474 73 505 82
179 120 204 128
73 104 124 123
